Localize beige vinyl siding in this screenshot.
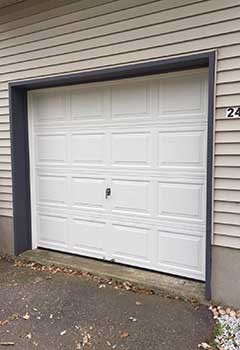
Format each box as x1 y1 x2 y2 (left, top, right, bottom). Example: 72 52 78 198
0 0 240 249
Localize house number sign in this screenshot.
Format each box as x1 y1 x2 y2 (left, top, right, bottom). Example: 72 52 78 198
225 107 240 118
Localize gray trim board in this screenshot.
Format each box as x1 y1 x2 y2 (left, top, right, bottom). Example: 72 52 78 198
9 52 216 299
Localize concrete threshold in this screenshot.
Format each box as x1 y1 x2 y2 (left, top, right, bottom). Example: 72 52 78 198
19 249 206 303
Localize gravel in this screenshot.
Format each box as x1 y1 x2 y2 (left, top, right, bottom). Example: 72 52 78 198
214 314 240 350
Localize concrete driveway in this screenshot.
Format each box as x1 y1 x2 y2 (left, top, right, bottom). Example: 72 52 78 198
0 257 214 349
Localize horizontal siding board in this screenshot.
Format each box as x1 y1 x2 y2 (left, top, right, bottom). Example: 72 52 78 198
215 212 240 226
0 139 10 147
216 94 240 107
0 99 8 107
215 189 240 202
0 90 8 99
0 148 10 155
215 143 240 155
0 0 155 40
214 235 240 249
218 57 240 72
218 44 240 59
215 155 240 167
0 132 10 140
0 186 12 194
216 119 240 132
0 208 13 216
0 0 114 32
0 178 12 186
0 115 9 123
215 131 240 143
0 193 12 201
215 223 240 236
0 155 11 163
0 163 11 171
0 1 239 58
217 81 240 95
0 33 239 84
0 124 10 131
215 167 240 179
0 200 12 209
0 0 207 49
217 69 240 84
0 107 9 115
0 0 83 25
0 12 239 72
0 16 240 66
215 178 240 190
0 171 12 179
215 201 240 214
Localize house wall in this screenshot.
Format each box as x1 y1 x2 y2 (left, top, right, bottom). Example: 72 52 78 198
0 0 240 305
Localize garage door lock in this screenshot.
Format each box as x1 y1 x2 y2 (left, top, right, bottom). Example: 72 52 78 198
105 187 111 199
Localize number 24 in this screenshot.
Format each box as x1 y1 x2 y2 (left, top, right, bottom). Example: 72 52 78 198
226 107 240 118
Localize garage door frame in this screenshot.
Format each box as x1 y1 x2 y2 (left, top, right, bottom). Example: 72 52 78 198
9 51 216 299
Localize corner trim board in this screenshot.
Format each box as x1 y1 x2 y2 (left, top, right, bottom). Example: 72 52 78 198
9 52 216 299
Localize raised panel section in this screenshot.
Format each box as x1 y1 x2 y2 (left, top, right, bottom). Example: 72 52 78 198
157 231 204 278
111 224 150 263
70 218 106 257
112 179 150 215
37 175 67 206
70 87 104 119
159 75 203 115
111 132 151 167
111 83 150 118
71 177 106 211
158 182 203 221
158 130 205 168
36 134 67 163
34 92 66 122
71 133 106 165
38 215 67 248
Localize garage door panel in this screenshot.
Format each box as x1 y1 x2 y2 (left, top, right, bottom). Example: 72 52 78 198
38 214 68 249
70 87 105 120
111 131 151 167
111 82 151 119
111 179 151 216
111 224 151 264
158 130 206 168
70 218 107 258
33 91 67 123
158 75 204 116
37 175 67 207
158 182 204 222
36 134 67 164
157 230 204 278
71 132 106 165
29 70 208 281
71 176 107 211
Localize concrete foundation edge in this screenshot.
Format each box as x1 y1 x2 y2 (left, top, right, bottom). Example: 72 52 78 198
211 245 240 308
0 216 14 255
19 249 206 303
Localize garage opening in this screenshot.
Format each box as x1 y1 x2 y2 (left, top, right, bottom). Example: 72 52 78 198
27 68 208 281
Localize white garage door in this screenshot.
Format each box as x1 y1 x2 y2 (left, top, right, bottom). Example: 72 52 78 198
28 69 208 281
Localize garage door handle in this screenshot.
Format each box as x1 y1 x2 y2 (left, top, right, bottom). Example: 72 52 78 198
105 188 111 199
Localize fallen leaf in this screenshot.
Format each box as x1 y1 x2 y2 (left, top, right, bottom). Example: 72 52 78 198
23 313 30 320
120 331 129 338
129 317 137 322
